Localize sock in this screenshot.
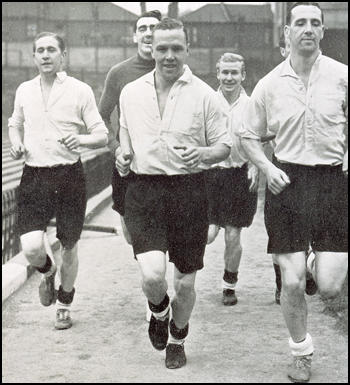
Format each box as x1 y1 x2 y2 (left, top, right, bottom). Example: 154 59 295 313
169 319 188 345
36 255 53 275
274 263 282 291
57 285 75 305
222 270 238 290
289 333 314 357
148 294 170 321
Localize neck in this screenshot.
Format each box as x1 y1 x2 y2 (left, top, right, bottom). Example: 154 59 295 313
289 49 320 75
222 86 241 105
138 50 153 61
40 72 58 86
154 67 185 91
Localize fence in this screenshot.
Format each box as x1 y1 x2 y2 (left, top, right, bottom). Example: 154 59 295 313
2 149 113 264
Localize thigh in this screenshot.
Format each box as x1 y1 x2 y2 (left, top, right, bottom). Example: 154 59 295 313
137 250 167 280
20 230 46 254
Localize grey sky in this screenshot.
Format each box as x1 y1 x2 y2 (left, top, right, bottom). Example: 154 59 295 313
113 2 267 16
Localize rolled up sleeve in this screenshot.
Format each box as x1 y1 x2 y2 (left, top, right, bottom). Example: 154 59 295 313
8 85 25 130
82 86 108 136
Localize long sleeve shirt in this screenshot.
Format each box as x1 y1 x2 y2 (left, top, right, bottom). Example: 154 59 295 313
8 71 108 167
240 54 348 166
120 65 232 175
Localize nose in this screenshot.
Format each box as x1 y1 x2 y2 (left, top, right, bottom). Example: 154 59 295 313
227 73 233 80
165 49 175 60
305 21 313 33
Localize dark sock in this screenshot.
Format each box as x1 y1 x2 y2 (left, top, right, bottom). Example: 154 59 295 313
148 293 170 314
36 255 52 274
273 263 282 291
170 319 189 340
57 285 75 305
223 270 238 285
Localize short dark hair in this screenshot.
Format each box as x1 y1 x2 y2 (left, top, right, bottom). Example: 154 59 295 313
216 53 246 74
286 2 324 25
134 10 162 32
153 17 189 44
33 32 66 53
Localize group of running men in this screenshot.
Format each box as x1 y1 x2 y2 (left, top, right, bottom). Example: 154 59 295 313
8 2 348 383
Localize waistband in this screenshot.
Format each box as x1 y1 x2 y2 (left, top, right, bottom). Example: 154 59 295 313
24 159 82 171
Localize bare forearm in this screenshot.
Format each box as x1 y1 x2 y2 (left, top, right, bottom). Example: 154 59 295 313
241 138 272 175
9 125 24 146
79 133 108 149
201 144 231 165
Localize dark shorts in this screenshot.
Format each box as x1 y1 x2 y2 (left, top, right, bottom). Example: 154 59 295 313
17 160 87 248
265 157 348 254
205 165 258 228
111 167 134 216
124 173 209 274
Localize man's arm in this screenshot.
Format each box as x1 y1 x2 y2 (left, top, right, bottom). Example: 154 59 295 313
177 144 230 169
8 87 25 159
241 138 290 195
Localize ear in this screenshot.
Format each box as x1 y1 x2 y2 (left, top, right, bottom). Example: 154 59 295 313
284 25 290 40
133 33 137 44
320 26 325 40
241 71 246 82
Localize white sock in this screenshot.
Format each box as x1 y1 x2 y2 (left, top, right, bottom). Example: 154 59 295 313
289 333 314 356
153 304 170 321
222 279 236 290
56 301 71 312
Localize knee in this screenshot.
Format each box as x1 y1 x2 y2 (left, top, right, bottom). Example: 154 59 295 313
21 236 45 262
142 272 165 292
174 279 196 300
225 228 241 247
318 284 342 300
282 275 305 296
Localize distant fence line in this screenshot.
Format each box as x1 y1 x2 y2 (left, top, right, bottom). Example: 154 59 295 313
2 150 113 264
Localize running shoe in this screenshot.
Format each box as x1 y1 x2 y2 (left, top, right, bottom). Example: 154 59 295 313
222 289 238 306
165 343 186 369
287 354 313 383
148 312 169 350
55 308 73 330
38 264 57 306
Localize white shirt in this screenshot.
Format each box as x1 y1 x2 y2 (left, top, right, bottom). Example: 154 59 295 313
240 54 348 166
119 65 232 175
9 72 108 167
215 87 250 168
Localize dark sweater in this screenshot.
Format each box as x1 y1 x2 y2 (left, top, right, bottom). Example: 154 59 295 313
98 54 155 150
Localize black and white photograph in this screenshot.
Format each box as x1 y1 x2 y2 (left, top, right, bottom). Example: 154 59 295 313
2 2 348 383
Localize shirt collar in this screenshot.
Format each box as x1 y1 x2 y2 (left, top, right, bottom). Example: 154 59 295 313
145 65 193 86
280 52 323 78
34 71 67 85
217 86 247 108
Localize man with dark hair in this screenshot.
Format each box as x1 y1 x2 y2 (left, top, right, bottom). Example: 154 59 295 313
9 32 108 330
241 3 348 382
206 52 259 306
98 10 161 244
116 18 232 369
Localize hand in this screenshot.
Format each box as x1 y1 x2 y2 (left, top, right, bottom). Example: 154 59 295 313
266 164 291 195
10 143 25 160
59 134 81 151
247 164 259 192
174 146 203 169
116 152 133 177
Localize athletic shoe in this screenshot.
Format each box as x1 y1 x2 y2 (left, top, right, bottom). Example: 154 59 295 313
305 251 317 296
148 312 169 350
165 343 186 369
38 264 57 306
287 354 312 383
222 289 238 306
55 308 73 330
275 288 281 305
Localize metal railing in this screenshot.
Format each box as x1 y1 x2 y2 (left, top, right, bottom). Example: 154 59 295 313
2 150 113 264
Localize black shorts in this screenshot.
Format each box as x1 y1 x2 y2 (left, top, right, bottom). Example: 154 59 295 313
265 157 348 254
124 173 209 274
111 167 134 216
17 160 87 247
205 165 258 228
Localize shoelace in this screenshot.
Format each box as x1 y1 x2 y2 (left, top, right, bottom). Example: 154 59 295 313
57 309 70 320
295 356 312 369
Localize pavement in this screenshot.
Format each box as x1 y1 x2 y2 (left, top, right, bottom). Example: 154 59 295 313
2 192 348 383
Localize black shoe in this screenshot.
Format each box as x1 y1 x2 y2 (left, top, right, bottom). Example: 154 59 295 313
38 265 57 306
275 288 281 305
222 289 238 306
165 343 186 369
148 312 169 351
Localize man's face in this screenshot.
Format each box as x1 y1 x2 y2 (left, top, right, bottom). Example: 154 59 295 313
33 36 65 76
285 5 324 56
134 17 160 59
152 28 189 83
217 61 245 94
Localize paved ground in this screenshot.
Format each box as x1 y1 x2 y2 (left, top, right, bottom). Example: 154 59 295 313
2 196 348 383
